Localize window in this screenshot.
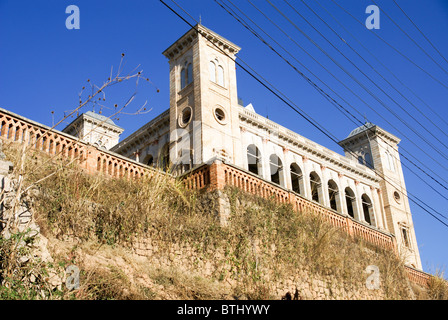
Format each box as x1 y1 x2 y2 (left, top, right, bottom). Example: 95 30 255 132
209 61 216 82
364 152 373 169
361 194 373 225
179 107 192 127
217 65 224 86
180 62 193 90
146 155 154 166
328 180 339 211
159 143 170 171
385 151 395 172
401 227 411 248
290 163 303 195
358 155 364 165
269 154 283 186
187 63 193 84
345 187 356 218
180 68 186 89
247 144 261 176
210 59 225 87
310 172 322 204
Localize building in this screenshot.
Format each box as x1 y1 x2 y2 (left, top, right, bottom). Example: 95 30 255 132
64 24 422 270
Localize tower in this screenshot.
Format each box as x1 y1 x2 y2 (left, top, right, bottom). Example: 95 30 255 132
162 24 242 170
339 123 422 270
62 111 124 150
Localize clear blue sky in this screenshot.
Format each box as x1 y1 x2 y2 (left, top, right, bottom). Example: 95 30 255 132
1 0 448 276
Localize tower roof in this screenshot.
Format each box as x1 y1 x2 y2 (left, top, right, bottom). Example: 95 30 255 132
347 122 376 138
162 24 241 60
339 122 401 147
84 111 117 126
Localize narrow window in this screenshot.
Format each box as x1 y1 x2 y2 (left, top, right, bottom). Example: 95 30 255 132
217 65 224 86
180 68 186 89
345 187 355 218
365 152 373 169
328 180 339 211
358 155 364 165
269 154 283 186
401 227 410 248
310 172 322 203
187 63 193 84
147 155 154 166
362 194 373 225
247 144 260 176
290 163 302 195
209 61 216 82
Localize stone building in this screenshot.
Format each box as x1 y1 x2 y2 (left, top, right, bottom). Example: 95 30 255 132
64 24 422 270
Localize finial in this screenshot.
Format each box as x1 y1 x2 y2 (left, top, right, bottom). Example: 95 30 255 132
199 15 202 25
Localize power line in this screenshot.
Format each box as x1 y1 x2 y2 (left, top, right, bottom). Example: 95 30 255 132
241 0 448 189
270 0 448 164
372 0 448 77
313 0 448 153
298 0 448 152
159 0 448 228
331 0 448 92
216 0 448 215
393 0 448 68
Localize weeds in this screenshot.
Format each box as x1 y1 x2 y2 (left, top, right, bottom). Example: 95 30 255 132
0 141 444 300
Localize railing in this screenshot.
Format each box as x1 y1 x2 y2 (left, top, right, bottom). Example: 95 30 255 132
405 266 431 287
184 161 438 287
0 108 162 181
0 108 436 289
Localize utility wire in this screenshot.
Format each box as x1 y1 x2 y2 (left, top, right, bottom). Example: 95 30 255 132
217 0 448 212
372 0 448 77
299 0 448 152
313 0 448 155
331 0 448 92
160 0 448 228
393 0 448 67
241 0 448 189
270 0 448 164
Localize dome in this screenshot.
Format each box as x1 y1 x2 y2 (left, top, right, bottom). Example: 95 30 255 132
85 111 117 126
347 122 375 138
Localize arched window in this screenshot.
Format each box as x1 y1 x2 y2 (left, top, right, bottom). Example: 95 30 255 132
290 163 303 195
364 152 373 169
310 172 322 203
247 144 261 176
187 63 193 84
217 65 224 86
345 187 356 218
269 154 283 186
180 68 186 89
328 180 339 211
146 154 154 166
209 61 216 82
361 194 373 225
159 143 170 172
180 62 193 90
358 155 364 165
385 151 395 172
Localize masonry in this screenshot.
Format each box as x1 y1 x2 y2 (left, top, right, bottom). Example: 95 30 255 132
0 105 433 289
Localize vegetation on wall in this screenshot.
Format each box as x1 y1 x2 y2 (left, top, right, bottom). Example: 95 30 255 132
0 141 446 300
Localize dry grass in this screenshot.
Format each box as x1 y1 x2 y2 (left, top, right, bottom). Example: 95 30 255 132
0 141 441 300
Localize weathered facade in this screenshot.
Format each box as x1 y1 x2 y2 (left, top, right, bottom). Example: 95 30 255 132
66 24 422 270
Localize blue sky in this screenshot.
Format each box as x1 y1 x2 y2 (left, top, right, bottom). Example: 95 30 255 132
1 0 448 276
